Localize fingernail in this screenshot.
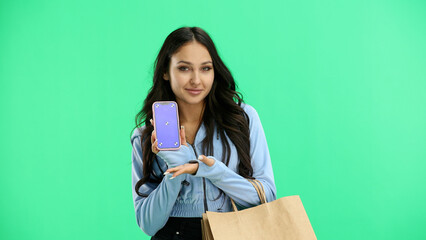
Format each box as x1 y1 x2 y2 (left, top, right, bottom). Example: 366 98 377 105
181 126 184 129
170 176 175 180
198 155 203 160
163 172 170 175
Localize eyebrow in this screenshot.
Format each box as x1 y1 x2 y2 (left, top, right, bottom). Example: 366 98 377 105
177 60 212 65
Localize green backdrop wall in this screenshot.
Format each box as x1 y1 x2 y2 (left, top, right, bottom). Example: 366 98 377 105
1 0 425 239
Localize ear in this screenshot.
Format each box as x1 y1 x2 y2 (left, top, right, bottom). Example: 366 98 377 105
163 72 170 81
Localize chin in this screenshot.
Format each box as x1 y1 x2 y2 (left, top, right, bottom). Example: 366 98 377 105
182 97 207 105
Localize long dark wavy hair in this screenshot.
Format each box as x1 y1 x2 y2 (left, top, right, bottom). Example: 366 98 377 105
131 26 253 197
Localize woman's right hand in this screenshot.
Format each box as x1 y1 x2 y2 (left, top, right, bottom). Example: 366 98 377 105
150 119 191 168
150 119 160 154
150 119 188 154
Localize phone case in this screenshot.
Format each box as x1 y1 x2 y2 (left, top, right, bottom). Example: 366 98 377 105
152 101 181 150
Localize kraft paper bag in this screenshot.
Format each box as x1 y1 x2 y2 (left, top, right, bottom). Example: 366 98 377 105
201 180 316 240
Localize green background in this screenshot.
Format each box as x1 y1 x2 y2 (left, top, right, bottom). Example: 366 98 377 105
1 0 425 239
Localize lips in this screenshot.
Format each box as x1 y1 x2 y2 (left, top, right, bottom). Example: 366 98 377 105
186 88 203 95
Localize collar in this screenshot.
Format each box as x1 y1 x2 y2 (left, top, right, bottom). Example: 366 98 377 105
190 121 206 146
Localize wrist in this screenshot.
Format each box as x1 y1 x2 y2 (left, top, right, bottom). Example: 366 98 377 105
156 145 192 167
188 160 199 175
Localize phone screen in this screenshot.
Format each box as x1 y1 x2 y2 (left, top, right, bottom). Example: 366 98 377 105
152 101 181 150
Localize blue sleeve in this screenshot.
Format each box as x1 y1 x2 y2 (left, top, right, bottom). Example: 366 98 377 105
194 105 277 208
131 130 186 236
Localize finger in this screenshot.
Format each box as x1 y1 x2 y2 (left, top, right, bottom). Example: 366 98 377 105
150 119 157 144
180 126 188 146
155 139 160 153
170 168 187 179
198 155 215 167
165 166 181 174
150 118 155 128
167 163 199 179
165 166 184 179
151 131 155 144
151 129 157 142
152 139 159 154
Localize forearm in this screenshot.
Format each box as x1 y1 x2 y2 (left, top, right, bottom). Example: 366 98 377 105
156 145 193 168
131 131 187 236
134 174 185 236
194 158 276 208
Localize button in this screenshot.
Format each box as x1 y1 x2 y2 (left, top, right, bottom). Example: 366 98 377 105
176 231 180 235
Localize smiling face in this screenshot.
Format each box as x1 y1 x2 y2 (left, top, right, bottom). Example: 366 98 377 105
163 41 214 107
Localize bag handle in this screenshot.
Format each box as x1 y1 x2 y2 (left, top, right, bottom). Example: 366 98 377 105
248 179 267 204
229 179 267 212
230 198 238 212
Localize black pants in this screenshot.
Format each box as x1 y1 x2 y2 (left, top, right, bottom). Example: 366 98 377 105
151 217 202 240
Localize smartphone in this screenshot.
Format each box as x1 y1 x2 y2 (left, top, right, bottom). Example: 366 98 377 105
152 101 181 150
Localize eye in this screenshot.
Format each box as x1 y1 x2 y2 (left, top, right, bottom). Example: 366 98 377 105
202 66 212 71
178 66 189 71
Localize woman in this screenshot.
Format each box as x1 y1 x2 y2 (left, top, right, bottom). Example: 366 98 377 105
131 26 276 239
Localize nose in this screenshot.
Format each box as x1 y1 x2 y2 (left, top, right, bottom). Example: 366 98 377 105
190 70 201 85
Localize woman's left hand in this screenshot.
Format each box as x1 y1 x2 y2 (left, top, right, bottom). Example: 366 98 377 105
165 155 215 179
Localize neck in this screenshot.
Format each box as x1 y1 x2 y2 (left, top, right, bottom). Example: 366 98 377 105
177 100 205 125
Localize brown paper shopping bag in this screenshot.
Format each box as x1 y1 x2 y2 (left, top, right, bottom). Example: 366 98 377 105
201 179 317 240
